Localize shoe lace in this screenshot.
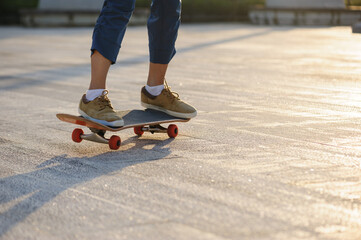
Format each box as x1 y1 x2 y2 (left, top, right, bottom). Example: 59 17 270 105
97 90 113 110
164 80 180 101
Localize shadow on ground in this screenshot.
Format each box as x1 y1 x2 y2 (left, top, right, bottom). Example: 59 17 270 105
0 137 174 237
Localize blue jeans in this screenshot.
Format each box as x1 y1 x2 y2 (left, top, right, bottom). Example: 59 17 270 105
91 0 181 64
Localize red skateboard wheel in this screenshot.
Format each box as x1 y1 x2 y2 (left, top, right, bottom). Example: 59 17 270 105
72 128 84 143
134 126 144 136
167 124 178 138
109 135 121 150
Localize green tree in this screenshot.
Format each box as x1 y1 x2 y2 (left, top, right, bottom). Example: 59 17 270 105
0 0 38 11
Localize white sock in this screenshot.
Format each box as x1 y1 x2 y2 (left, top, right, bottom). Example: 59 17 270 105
145 84 164 96
86 89 105 101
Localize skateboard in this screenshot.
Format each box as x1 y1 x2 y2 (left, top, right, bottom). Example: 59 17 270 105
56 109 190 150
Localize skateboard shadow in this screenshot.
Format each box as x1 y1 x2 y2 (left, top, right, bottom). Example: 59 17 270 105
0 137 174 237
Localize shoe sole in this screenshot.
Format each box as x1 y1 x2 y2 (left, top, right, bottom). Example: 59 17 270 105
78 109 124 127
141 102 197 119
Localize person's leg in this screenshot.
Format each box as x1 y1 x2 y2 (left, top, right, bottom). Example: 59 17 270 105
79 0 136 127
91 0 135 65
147 63 168 87
147 0 180 65
142 0 197 118
88 0 136 92
89 50 111 90
146 0 180 88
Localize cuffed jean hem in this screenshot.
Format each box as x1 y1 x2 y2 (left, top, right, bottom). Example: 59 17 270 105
149 48 176 64
91 32 120 64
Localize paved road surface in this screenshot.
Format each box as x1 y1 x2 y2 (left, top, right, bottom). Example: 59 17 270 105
1 24 361 239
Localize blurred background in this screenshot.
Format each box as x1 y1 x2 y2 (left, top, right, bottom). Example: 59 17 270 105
0 0 361 25
1 0 361 30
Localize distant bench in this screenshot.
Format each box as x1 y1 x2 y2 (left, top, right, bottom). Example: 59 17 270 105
249 6 361 26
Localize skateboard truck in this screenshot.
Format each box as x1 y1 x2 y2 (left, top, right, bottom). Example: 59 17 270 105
71 128 121 150
139 125 167 134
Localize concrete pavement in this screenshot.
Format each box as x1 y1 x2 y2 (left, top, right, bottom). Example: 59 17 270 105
1 24 361 239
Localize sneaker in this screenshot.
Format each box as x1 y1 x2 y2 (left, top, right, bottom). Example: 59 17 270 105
141 81 197 119
78 90 124 127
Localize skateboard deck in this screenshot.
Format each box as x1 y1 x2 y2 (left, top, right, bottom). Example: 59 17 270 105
56 109 190 150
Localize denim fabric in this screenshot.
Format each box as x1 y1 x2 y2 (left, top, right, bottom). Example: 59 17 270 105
91 0 181 64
